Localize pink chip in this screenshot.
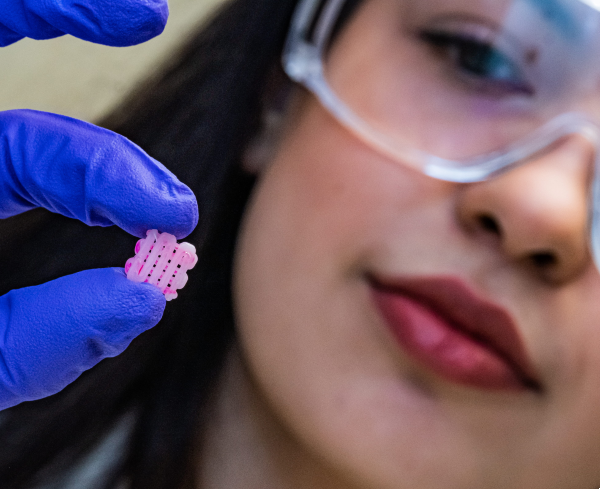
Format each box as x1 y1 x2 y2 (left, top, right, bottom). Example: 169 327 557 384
125 229 198 301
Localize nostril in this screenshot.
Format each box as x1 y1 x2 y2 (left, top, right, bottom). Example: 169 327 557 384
477 214 502 236
530 251 557 268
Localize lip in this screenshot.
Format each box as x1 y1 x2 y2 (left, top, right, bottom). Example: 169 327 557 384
369 275 541 392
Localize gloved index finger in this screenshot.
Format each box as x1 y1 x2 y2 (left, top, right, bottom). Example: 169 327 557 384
0 0 168 47
0 110 198 239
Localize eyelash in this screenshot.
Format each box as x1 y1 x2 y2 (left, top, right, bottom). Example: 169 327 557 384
418 29 535 97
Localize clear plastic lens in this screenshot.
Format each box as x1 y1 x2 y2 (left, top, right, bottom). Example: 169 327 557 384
284 0 600 167
316 0 600 162
582 0 600 11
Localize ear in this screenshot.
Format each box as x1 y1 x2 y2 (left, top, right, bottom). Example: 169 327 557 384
242 107 288 175
242 67 302 175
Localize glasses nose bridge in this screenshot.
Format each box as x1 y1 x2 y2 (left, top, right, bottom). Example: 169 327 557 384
550 113 600 202
549 113 600 179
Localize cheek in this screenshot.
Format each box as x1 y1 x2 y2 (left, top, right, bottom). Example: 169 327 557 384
236 100 451 275
232 102 394 372
233 98 450 356
236 102 410 280
231 102 477 487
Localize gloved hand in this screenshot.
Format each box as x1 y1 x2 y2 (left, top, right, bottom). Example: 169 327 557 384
0 110 198 411
0 0 169 47
0 0 183 411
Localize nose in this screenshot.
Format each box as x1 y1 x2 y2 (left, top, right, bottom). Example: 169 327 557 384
456 135 593 283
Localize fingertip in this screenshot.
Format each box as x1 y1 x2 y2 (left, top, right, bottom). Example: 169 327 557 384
120 184 199 240
166 188 199 240
133 283 167 330
32 0 170 47
111 0 170 46
111 268 167 327
143 155 198 239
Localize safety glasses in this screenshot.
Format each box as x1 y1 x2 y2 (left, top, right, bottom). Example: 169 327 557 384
283 0 600 269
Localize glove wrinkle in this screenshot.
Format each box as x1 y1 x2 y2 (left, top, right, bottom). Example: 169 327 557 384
0 22 25 46
1 0 169 47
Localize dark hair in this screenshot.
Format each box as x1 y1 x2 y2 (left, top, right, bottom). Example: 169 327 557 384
0 0 364 487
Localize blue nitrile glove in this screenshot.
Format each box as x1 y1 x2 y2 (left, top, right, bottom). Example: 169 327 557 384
0 110 199 410
0 0 169 47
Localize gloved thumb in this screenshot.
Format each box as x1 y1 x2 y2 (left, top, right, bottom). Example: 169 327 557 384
0 268 165 410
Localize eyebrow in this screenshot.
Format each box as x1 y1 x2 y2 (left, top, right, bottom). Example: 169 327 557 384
525 0 579 38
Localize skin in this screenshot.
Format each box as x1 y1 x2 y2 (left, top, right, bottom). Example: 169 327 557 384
199 1 600 488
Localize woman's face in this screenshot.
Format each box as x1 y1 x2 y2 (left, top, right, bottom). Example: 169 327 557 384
233 1 600 487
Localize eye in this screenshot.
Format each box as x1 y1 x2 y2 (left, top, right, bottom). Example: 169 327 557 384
419 29 535 97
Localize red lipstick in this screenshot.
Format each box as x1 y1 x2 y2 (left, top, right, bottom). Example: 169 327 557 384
370 276 541 392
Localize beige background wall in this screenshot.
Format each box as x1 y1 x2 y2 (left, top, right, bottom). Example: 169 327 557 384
0 0 225 123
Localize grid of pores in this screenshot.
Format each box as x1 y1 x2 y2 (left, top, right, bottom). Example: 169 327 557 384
136 231 194 295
